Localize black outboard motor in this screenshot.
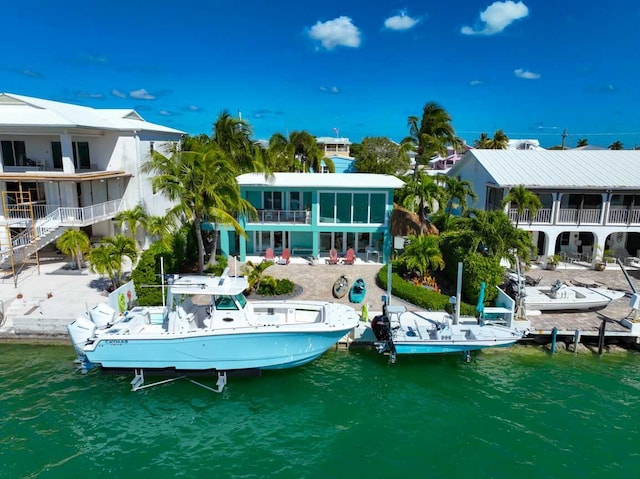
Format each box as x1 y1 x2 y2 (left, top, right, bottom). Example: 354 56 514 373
371 314 392 341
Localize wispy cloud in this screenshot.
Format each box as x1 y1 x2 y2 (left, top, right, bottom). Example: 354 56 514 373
76 91 105 99
384 11 419 31
111 89 127 98
2 67 45 78
514 68 540 79
307 16 362 50
320 85 340 94
78 54 108 64
181 105 202 112
159 110 178 116
470 80 483 86
251 109 285 119
129 88 156 100
586 84 616 94
461 1 528 35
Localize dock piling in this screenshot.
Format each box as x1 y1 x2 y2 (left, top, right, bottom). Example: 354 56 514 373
598 320 607 355
573 329 581 353
551 327 558 354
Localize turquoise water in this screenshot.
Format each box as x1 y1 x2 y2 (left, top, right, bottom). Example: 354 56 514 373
2 343 640 478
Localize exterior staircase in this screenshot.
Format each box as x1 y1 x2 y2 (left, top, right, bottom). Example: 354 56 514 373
0 199 123 268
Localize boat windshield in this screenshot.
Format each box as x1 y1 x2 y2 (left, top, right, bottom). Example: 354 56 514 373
214 295 239 310
234 293 247 309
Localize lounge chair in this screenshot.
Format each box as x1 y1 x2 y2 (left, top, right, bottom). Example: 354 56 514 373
342 248 355 265
327 248 339 265
278 248 290 265
264 247 275 263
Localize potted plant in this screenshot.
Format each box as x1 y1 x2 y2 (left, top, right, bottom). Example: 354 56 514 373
594 244 606 271
546 254 561 270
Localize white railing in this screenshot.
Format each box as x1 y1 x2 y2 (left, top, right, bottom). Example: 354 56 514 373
509 208 552 224
607 208 640 225
5 199 123 227
557 208 601 224
252 209 311 224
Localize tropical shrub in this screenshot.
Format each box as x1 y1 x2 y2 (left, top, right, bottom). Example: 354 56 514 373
131 243 176 306
204 255 228 276
256 276 295 296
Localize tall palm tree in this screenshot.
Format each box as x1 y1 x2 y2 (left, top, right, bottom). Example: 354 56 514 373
56 229 90 272
212 111 264 173
88 244 122 287
143 147 250 273
500 185 542 227
267 132 297 171
404 101 458 179
114 205 148 249
102 234 139 281
609 140 624 150
289 130 334 173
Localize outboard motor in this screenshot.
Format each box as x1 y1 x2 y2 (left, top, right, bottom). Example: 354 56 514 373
67 315 96 359
371 314 392 341
88 303 117 328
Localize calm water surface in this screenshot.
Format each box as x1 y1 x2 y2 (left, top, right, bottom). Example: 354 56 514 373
1 343 639 478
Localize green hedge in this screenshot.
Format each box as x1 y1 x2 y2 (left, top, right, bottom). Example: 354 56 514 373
256 277 295 296
377 264 477 316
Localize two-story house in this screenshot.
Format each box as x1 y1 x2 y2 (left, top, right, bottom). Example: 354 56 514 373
448 149 640 263
220 172 404 263
0 93 184 268
315 136 355 173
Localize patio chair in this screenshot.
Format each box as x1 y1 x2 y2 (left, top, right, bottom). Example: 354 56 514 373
327 248 339 265
342 248 355 265
264 247 275 263
278 248 290 265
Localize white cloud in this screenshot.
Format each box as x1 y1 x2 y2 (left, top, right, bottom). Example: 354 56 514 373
187 105 200 111
470 80 483 86
112 89 127 98
514 68 540 79
308 16 361 50
384 11 419 31
159 110 172 116
461 1 528 35
320 85 340 94
129 88 155 100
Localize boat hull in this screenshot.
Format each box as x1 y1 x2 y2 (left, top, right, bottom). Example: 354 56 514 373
393 338 519 354
81 329 352 371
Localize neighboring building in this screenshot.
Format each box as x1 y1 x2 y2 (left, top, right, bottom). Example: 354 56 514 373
0 93 184 266
506 139 543 150
315 136 355 173
448 149 640 262
221 172 404 262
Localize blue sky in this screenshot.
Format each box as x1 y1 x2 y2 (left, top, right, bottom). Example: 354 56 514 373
3 1 640 148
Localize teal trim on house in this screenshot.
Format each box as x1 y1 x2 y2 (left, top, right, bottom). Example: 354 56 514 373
215 173 404 264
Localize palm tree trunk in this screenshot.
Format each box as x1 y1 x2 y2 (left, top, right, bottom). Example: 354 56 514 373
194 217 206 274
207 224 220 266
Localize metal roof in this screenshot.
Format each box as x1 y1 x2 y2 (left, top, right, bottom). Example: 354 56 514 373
0 93 185 135
237 172 404 189
451 150 640 189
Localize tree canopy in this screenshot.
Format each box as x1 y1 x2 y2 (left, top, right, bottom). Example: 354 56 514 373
353 136 409 174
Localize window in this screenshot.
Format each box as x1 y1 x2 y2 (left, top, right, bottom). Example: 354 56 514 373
289 191 301 210
264 191 282 210
51 141 91 170
1 140 26 166
319 192 387 224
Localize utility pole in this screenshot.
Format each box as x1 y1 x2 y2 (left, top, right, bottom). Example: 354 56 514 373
561 129 567 150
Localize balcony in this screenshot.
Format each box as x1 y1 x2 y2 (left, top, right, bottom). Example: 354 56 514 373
251 209 311 224
509 207 640 227
3 199 124 227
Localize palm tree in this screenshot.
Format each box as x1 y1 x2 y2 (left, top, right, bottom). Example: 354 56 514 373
56 229 90 272
114 205 148 249
289 130 334 173
102 234 138 283
143 147 250 273
145 215 176 249
242 259 274 292
213 110 264 173
609 140 624 150
488 129 509 149
576 138 588 147
267 132 297 171
473 133 491 148
396 172 444 228
88 244 122 287
439 175 478 228
404 101 458 179
500 185 542 227
398 234 445 282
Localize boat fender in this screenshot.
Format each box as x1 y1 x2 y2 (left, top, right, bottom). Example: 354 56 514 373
118 293 127 313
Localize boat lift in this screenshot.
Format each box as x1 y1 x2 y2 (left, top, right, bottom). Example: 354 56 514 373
129 369 228 393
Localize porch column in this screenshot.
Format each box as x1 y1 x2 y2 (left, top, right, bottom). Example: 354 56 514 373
60 132 75 174
545 232 559 259
312 232 319 258
552 192 561 224
601 191 611 225
238 232 247 262
219 229 230 259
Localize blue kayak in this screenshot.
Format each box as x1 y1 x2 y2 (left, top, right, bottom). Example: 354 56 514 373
349 278 366 304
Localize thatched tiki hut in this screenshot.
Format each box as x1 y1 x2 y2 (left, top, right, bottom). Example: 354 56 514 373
390 205 439 238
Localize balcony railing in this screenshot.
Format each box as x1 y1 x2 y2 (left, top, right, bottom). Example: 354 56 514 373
252 209 311 224
508 208 552 224
4 199 124 227
509 207 640 227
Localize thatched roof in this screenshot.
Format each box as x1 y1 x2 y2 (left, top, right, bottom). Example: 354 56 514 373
390 205 439 237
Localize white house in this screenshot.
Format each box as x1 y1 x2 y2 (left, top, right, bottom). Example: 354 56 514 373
0 93 184 266
448 149 640 264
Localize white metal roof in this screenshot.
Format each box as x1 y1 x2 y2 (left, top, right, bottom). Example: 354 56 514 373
316 136 351 144
452 150 640 189
0 93 185 134
237 172 404 189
